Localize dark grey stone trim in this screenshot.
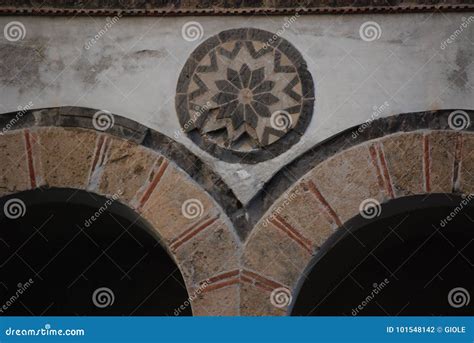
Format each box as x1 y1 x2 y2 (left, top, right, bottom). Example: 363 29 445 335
0 106 247 240
245 109 474 237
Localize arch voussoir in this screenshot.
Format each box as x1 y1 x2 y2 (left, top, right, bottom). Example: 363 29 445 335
458 133 474 194
89 135 159 202
378 132 425 197
0 130 32 197
303 144 386 224
32 127 98 190
242 218 313 315
425 131 457 193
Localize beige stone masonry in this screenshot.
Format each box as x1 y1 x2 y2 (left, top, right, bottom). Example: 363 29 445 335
0 131 30 197
95 137 158 202
458 133 474 194
35 127 97 189
380 133 424 197
306 144 385 223
428 131 458 193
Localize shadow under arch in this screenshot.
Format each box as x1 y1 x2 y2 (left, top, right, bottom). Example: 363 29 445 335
290 194 474 316
0 188 191 316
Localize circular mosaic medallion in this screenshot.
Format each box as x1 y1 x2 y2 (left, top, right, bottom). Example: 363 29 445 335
175 28 315 163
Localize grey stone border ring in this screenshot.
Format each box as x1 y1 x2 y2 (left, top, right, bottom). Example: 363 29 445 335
175 27 315 164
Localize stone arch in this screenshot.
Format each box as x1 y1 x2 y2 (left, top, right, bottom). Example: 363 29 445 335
0 106 242 315
242 109 474 315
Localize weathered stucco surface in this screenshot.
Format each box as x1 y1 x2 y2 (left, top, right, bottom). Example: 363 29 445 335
0 13 472 203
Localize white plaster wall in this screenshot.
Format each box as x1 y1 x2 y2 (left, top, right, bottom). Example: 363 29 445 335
0 13 472 203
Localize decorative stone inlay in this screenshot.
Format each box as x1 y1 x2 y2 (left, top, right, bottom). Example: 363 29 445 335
176 28 315 163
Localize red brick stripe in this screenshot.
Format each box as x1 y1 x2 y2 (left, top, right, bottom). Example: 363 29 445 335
423 134 431 193
138 157 168 209
369 143 394 198
24 130 37 189
200 269 290 294
89 135 112 182
99 137 111 167
201 277 240 293
241 269 286 292
376 144 395 199
305 180 342 227
368 145 385 192
170 216 218 252
199 270 241 293
90 135 105 176
204 270 240 285
453 134 463 192
241 275 253 284
269 215 312 254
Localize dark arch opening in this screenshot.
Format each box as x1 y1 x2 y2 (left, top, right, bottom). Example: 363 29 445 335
0 188 191 316
292 194 474 316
